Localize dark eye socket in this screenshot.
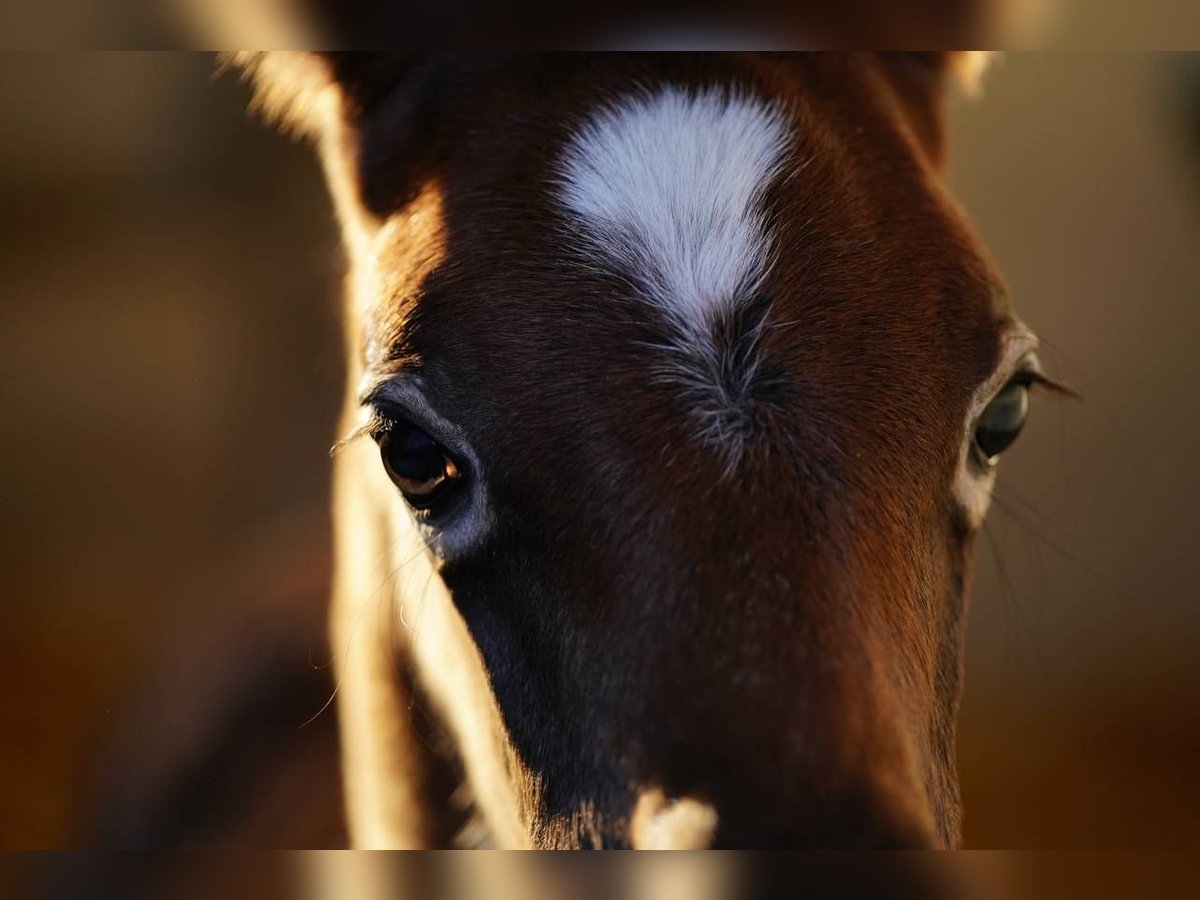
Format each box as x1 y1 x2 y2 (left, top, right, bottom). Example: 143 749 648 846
378 419 462 511
974 378 1031 464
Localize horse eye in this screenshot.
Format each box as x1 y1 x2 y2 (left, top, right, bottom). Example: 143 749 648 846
379 422 461 510
974 379 1030 464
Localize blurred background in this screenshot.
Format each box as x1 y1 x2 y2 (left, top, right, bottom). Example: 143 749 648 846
0 52 1198 853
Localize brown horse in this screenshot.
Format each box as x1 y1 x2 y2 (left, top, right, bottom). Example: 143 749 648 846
229 33 1056 850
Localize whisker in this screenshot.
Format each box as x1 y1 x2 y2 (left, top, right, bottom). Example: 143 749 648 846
298 678 341 731
301 532 433 731
992 482 1068 539
981 515 1050 680
989 489 1135 616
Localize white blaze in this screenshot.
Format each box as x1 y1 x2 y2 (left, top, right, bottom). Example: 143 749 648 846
558 86 791 342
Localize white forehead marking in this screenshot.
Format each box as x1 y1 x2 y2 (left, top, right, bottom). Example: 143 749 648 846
557 86 792 341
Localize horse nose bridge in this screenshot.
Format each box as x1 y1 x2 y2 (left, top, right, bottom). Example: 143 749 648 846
609 484 941 846
621 630 939 848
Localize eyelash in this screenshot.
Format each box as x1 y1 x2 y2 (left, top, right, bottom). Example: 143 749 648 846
330 405 406 457
364 407 401 440
1013 363 1078 400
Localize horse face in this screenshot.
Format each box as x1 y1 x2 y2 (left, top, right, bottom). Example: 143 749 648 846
243 50 1040 848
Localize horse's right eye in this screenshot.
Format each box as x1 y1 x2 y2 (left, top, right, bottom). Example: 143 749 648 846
379 422 462 510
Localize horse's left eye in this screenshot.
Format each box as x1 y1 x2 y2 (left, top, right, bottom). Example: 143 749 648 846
974 379 1030 464
379 422 462 510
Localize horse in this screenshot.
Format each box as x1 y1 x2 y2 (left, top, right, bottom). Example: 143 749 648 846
228 33 1055 850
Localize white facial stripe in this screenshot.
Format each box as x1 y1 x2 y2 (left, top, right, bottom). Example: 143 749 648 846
557 86 792 341
955 326 1040 528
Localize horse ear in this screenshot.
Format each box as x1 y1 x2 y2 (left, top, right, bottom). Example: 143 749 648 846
867 51 998 170
779 0 1045 45
221 52 428 137
945 51 1000 94
198 0 437 141
219 52 338 140
222 50 450 221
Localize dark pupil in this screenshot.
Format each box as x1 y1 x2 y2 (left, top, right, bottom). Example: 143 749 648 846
382 426 450 498
975 381 1030 460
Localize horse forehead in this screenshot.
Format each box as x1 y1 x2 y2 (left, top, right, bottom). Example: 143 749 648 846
367 77 1000 439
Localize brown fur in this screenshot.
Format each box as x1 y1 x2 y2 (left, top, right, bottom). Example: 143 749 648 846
235 46 1021 850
